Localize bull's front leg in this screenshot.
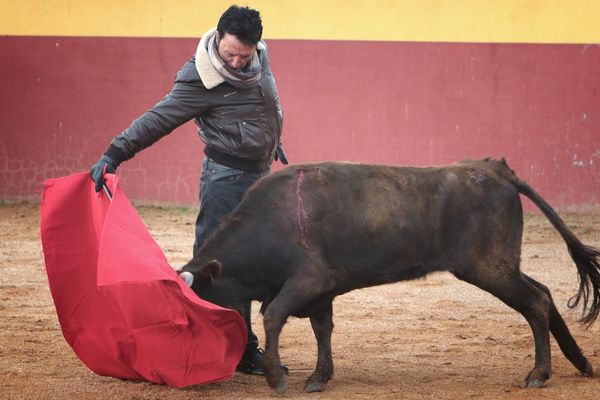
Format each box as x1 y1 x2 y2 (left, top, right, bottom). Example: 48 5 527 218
305 301 334 392
262 304 290 393
262 273 333 393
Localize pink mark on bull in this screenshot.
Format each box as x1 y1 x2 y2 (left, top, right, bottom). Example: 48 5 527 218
295 170 310 250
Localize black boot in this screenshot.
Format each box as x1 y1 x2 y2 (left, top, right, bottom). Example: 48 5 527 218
236 347 266 375
236 347 289 376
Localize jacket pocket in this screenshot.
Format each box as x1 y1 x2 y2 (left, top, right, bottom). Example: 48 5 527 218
218 104 257 118
237 119 273 159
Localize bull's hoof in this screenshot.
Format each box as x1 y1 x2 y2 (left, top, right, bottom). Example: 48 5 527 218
524 368 550 388
304 380 328 393
273 375 288 394
524 379 546 389
582 360 594 377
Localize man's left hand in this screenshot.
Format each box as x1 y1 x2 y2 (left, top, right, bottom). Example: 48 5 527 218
275 143 288 165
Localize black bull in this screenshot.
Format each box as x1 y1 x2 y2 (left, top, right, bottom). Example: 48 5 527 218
180 158 600 393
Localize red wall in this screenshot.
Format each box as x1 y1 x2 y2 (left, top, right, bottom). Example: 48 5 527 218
1 37 599 210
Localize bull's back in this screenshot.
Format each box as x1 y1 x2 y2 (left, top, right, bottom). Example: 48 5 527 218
244 159 523 285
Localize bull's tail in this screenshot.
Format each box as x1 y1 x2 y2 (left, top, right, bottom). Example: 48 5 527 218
511 177 600 326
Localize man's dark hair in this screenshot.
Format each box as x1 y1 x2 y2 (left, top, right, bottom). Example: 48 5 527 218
217 5 263 46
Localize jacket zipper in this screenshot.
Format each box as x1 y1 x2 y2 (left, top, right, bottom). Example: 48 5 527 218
258 82 278 157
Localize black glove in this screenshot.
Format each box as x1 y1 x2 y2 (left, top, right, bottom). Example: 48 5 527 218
274 142 288 165
90 155 119 192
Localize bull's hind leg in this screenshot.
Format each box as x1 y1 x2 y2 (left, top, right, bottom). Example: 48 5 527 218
453 269 552 387
304 300 334 392
524 276 594 376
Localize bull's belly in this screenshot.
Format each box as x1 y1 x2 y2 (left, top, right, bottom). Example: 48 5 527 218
333 261 441 291
288 263 437 318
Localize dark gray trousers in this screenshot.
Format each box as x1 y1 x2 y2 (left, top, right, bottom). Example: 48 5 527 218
193 157 269 351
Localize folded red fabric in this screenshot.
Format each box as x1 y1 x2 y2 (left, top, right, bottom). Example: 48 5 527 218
40 172 246 387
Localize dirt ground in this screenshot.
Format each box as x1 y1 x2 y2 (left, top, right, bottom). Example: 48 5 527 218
1 201 599 400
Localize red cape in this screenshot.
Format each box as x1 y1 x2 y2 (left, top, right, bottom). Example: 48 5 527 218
40 173 246 387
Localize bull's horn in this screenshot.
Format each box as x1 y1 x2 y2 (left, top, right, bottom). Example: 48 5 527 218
180 271 194 287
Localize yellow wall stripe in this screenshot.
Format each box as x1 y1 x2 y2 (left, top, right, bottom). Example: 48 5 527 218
2 0 600 43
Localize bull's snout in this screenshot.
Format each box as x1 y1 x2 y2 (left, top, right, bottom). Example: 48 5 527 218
179 271 194 287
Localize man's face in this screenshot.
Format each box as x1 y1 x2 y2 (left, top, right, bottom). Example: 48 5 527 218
217 32 257 71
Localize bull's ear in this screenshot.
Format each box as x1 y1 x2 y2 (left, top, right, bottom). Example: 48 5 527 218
197 259 221 287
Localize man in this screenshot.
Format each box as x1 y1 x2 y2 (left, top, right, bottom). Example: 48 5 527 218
90 5 287 375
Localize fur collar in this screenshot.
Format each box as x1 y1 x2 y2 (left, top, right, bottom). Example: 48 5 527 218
195 28 266 90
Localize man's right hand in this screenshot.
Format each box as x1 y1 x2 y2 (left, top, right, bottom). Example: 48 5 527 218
90 155 119 192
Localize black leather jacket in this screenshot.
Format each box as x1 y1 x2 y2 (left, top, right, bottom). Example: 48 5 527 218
111 45 282 172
